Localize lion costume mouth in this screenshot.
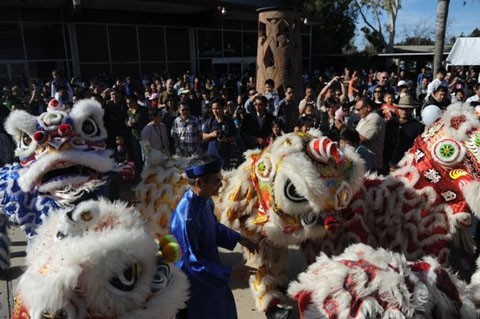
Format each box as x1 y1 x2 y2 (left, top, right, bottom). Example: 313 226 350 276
40 164 97 185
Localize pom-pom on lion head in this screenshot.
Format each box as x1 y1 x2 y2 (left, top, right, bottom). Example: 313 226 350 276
12 199 189 319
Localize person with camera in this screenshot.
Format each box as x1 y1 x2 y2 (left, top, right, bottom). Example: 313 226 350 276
202 98 237 169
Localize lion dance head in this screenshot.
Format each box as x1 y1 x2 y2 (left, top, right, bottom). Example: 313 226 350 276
11 199 189 319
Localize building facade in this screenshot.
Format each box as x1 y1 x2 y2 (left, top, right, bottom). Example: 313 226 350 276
0 2 312 85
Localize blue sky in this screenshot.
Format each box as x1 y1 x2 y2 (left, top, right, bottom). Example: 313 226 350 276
355 0 479 49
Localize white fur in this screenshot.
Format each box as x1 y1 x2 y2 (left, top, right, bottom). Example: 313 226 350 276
16 199 189 319
442 102 480 142
289 243 478 319
69 99 107 141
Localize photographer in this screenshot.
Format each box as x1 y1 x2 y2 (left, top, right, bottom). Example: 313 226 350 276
202 98 237 169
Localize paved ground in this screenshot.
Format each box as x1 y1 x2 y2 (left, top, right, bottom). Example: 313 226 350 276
0 221 306 319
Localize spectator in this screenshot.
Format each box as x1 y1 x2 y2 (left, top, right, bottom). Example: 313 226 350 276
125 94 149 174
371 86 384 110
202 98 237 169
113 135 130 164
277 85 298 133
348 70 360 101
51 69 73 103
426 68 448 100
244 88 258 114
241 95 275 149
299 103 320 129
319 97 341 141
416 77 430 102
141 108 170 158
421 85 450 127
384 95 424 172
171 102 202 157
170 156 257 319
266 119 284 146
466 84 480 105
339 128 375 172
367 71 395 99
263 78 280 116
354 97 385 173
417 66 430 85
379 92 397 122
104 89 128 150
317 76 340 111
298 84 317 115
452 88 466 103
158 78 178 109
298 116 315 133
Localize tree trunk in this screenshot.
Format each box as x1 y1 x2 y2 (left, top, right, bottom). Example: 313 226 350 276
433 0 450 74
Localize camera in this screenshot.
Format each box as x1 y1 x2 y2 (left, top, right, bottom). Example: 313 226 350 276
216 125 228 140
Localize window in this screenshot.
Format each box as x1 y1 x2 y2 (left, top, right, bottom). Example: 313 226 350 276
109 25 138 62
242 32 257 56
0 23 24 59
76 24 108 62
197 29 222 57
166 28 190 61
138 26 165 62
223 31 241 57
24 23 66 60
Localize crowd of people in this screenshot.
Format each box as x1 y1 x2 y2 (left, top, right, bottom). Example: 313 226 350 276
1 65 480 177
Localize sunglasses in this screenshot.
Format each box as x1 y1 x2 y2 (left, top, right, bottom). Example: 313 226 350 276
374 90 382 93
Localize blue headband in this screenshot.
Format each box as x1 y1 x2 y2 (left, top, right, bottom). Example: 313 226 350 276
185 158 222 178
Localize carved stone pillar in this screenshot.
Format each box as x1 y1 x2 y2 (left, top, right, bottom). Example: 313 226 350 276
256 8 303 98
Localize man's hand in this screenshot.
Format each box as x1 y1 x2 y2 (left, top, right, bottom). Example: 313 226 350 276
231 262 257 281
238 235 259 254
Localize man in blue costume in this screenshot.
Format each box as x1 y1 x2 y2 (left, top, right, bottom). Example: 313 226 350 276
170 156 258 319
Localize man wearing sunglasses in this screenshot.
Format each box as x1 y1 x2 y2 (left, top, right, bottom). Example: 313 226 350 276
354 97 385 173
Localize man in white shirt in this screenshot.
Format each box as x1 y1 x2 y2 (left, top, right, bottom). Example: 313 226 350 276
426 68 449 100
141 109 170 158
466 84 480 104
354 97 385 173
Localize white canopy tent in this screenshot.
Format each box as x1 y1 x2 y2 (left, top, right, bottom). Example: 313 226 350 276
446 37 480 66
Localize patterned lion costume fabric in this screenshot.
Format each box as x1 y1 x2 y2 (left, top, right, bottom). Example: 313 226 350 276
11 198 189 319
288 243 480 319
135 148 190 240
0 99 116 269
311 102 480 262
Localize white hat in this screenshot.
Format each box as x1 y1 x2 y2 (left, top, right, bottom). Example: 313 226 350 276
397 80 407 87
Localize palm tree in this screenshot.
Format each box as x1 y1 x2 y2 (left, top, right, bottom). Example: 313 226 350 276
433 0 450 74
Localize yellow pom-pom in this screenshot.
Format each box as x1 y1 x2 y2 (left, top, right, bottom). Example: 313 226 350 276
162 242 181 263
158 234 177 249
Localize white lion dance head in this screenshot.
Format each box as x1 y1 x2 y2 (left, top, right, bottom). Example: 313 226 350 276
4 99 115 198
11 199 189 319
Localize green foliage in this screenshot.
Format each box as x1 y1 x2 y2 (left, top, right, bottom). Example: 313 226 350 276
469 28 480 37
398 36 434 45
298 0 357 54
361 27 384 51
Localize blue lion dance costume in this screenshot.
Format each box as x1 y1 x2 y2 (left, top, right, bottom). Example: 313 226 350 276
0 98 116 269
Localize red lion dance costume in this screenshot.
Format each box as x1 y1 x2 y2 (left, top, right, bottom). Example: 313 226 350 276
288 102 480 318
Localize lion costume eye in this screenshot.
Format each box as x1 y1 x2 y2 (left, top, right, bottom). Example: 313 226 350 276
21 132 32 147
284 179 307 203
109 263 139 292
82 118 99 136
152 262 171 289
